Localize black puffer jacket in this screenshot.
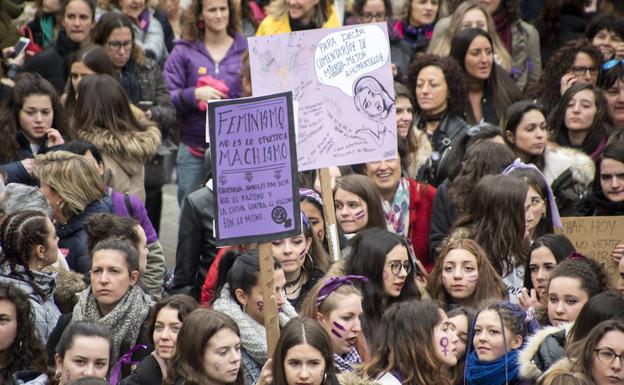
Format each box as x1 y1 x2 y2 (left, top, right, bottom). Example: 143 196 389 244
173 186 218 300
121 353 164 385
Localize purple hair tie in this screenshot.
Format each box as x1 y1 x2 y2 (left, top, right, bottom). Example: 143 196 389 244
299 188 323 206
568 252 587 261
503 159 563 230
316 275 369 306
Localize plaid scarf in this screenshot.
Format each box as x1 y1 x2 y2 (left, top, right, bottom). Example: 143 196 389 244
333 346 362 373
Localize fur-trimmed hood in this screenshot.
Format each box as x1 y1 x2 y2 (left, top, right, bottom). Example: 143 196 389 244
77 122 161 163
543 146 594 187
338 369 380 385
519 323 573 380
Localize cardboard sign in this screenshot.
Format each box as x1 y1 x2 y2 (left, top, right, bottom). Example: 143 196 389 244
208 92 301 246
557 216 624 284
249 23 397 171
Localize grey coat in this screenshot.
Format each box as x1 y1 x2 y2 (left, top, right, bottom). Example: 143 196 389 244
0 263 60 342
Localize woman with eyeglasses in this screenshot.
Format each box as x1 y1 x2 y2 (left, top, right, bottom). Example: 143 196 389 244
549 83 612 161
528 39 602 113
346 0 411 80
344 228 421 342
364 137 436 272
92 12 176 227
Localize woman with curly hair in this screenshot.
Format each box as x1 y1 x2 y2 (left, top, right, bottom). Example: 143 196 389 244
164 0 247 205
0 282 52 385
534 0 587 65
406 53 469 186
549 83 612 160
427 237 507 310
450 28 522 126
430 0 541 92
528 39 602 113
0 73 66 186
0 211 61 342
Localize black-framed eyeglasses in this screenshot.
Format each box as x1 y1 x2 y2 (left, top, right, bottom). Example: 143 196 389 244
107 40 132 51
360 12 386 22
389 261 411 276
595 348 624 365
570 66 598 77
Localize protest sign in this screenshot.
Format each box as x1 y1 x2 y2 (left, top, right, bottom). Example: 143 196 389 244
557 216 624 284
208 92 300 246
249 23 397 171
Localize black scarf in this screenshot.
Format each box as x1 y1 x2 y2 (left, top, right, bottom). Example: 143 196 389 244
589 190 624 216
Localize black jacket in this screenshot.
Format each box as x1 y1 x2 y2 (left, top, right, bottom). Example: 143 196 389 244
0 132 62 185
416 114 469 186
428 180 455 261
173 186 218 300
57 198 113 273
23 29 80 92
121 353 164 385
586 191 624 216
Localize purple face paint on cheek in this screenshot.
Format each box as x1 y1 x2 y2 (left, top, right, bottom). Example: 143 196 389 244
440 336 449 356
466 274 479 283
354 210 365 220
299 248 306 260
257 301 264 312
317 230 323 240
333 321 346 331
331 329 343 338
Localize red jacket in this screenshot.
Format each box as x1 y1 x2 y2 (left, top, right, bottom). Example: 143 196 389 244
406 178 436 272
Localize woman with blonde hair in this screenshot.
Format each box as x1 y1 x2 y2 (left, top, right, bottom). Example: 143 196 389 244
427 237 508 310
428 2 512 74
35 150 112 273
255 0 339 35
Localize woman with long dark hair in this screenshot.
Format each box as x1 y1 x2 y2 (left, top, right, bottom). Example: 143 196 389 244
549 83 612 160
71 74 161 201
0 73 66 185
450 28 521 126
344 228 420 341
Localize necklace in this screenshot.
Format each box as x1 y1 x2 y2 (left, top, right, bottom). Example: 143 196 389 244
285 270 305 295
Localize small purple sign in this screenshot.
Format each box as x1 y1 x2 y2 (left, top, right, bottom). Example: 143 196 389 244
208 92 300 246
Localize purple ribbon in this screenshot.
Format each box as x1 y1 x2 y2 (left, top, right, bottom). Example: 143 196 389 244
299 188 323 206
316 275 369 306
503 158 563 230
109 344 148 385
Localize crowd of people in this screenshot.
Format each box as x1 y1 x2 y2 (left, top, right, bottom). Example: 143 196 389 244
1 0 624 385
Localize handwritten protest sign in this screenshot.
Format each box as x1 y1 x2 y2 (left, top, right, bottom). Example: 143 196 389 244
249 23 397 171
557 216 624 284
208 92 300 246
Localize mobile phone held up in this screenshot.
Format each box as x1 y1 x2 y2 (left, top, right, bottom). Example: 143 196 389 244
12 37 30 58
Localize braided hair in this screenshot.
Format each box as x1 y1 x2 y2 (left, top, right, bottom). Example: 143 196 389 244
0 210 52 299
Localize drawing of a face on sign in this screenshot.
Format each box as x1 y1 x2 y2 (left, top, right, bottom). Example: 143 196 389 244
353 76 394 122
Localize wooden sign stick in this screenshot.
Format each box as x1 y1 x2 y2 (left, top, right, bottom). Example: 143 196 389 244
258 242 280 357
319 168 340 261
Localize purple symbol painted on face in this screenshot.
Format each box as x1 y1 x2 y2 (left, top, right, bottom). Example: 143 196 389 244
466 274 479 283
299 248 306 260
331 329 343 338
257 301 264 312
440 336 449 356
354 210 366 220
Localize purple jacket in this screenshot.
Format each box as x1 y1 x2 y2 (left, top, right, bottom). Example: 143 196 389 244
163 34 248 148
109 189 158 244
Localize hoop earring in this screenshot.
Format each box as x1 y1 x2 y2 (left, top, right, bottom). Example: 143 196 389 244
324 372 327 383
